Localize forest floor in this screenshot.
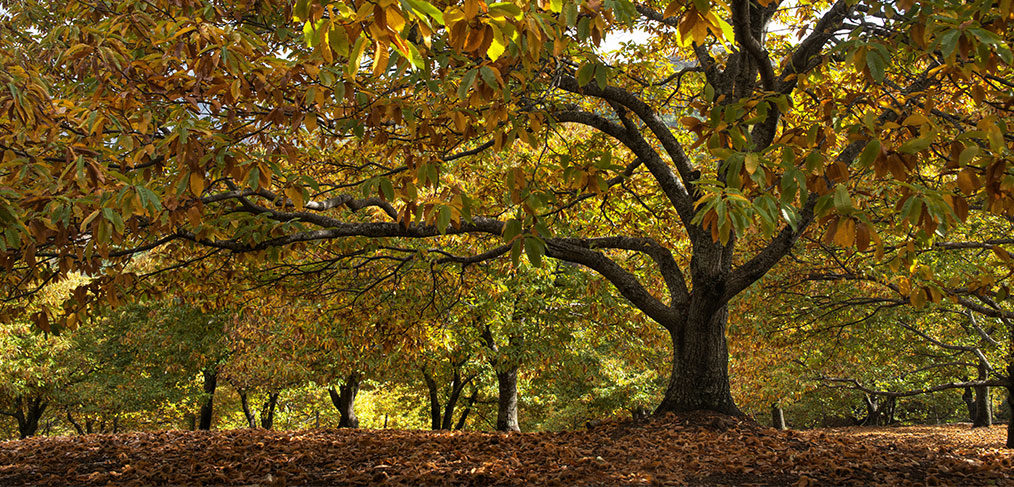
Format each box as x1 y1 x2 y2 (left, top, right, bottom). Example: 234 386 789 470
0 412 1011 486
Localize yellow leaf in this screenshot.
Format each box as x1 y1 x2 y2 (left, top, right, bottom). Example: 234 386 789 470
189 172 205 195
373 41 390 77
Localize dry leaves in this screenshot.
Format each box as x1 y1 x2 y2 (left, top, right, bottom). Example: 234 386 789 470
0 412 1011 486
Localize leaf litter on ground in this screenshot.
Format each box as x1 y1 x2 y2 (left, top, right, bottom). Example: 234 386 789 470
1 411 1011 486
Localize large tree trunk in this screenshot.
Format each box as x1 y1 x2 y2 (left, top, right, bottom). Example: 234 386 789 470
260 392 279 430
198 367 217 430
973 362 992 428
481 326 522 432
656 306 742 415
328 373 361 428
496 367 520 432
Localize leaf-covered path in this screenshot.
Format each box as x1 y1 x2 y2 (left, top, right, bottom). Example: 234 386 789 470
1 413 1011 486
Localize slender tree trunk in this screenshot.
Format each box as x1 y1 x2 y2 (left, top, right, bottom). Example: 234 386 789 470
328 373 361 428
442 369 466 430
496 367 520 432
112 415 119 434
455 387 478 430
422 369 442 430
973 361 992 428
656 305 742 415
260 392 279 430
1007 383 1014 448
67 411 85 435
963 387 976 422
771 403 786 430
198 367 217 430
239 390 257 428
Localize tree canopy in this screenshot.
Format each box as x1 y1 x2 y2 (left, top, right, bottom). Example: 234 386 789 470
1 0 1012 425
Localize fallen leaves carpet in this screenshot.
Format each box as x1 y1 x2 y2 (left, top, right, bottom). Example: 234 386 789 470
1 412 1011 486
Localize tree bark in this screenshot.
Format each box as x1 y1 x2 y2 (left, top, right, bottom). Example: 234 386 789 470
260 392 279 430
422 368 442 430
67 411 85 435
9 396 49 439
973 361 992 428
496 367 520 432
1007 385 1014 448
441 368 466 430
239 390 257 428
198 366 217 430
771 403 786 430
656 305 742 415
963 386 976 422
455 387 478 430
328 372 361 428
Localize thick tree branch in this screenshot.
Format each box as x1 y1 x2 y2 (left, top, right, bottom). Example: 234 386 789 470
731 0 775 91
558 236 689 306
545 239 673 328
723 193 817 302
552 109 696 227
556 76 699 198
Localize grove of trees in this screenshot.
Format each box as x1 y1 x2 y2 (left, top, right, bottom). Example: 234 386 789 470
1 0 1013 447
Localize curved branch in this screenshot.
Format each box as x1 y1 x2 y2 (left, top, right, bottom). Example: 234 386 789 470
557 236 689 307
545 239 674 328
552 109 696 227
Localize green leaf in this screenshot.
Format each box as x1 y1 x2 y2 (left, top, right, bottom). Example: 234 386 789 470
524 237 544 267
594 64 607 90
404 0 445 25
859 139 880 167
379 178 395 201
458 69 478 100
479 66 499 89
576 62 595 87
938 30 960 59
406 42 424 69
102 207 124 233
833 184 852 212
866 48 886 83
510 239 522 267
564 0 578 25
488 2 523 19
503 219 522 242
436 206 451 233
899 136 933 154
